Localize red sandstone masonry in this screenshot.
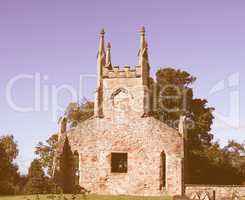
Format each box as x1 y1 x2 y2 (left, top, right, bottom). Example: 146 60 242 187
64 117 184 196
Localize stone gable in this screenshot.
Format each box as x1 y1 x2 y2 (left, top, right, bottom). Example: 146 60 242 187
55 27 184 196
64 116 183 196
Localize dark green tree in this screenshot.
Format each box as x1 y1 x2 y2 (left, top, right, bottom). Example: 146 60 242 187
155 68 245 184
0 135 19 162
223 140 245 183
0 135 20 195
56 137 75 193
0 145 16 195
35 101 93 178
24 159 46 194
155 68 214 183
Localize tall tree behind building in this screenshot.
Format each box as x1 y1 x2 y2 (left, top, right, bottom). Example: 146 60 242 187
0 135 20 195
155 68 214 183
55 136 75 193
0 135 19 162
24 159 46 194
35 134 58 176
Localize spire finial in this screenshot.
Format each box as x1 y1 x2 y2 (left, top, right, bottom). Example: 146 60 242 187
106 42 112 69
107 42 111 49
139 26 146 50
100 28 105 35
98 28 106 58
139 26 145 35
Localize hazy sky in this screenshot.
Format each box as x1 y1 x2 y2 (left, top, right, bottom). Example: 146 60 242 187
0 0 244 174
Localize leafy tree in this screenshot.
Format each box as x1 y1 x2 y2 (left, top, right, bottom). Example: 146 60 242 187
35 100 94 176
155 68 193 127
14 174 28 195
35 134 58 176
55 137 75 193
65 100 94 128
154 67 245 184
0 135 21 195
0 135 19 162
0 145 16 195
190 142 236 184
155 68 214 146
223 140 245 183
224 140 245 154
24 159 46 194
35 101 93 177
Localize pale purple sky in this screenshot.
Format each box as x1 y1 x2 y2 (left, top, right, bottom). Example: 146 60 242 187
0 0 244 174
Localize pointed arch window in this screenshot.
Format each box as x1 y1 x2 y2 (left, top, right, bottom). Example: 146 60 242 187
74 151 79 185
160 151 166 190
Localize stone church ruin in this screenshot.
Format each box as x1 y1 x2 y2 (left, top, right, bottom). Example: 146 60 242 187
55 27 184 196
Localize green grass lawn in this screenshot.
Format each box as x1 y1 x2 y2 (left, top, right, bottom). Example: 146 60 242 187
0 194 171 200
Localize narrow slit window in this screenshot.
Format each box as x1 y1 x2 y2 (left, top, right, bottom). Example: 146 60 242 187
74 151 79 185
111 152 128 173
160 151 166 190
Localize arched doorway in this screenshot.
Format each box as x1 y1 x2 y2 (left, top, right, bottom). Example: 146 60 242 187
160 151 166 190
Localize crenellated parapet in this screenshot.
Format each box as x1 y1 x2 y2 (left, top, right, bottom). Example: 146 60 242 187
103 65 141 78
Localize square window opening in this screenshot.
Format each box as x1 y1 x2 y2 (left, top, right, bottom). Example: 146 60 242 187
111 152 128 173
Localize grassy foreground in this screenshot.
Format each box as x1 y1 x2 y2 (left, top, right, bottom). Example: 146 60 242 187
0 194 171 200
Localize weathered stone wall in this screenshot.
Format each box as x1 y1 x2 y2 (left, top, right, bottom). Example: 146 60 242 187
185 185 245 199
102 76 146 119
64 116 183 196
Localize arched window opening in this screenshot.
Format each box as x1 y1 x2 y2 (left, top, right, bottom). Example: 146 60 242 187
74 151 79 185
160 151 166 190
110 88 129 99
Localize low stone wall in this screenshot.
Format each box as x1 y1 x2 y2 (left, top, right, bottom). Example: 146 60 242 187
185 185 245 199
